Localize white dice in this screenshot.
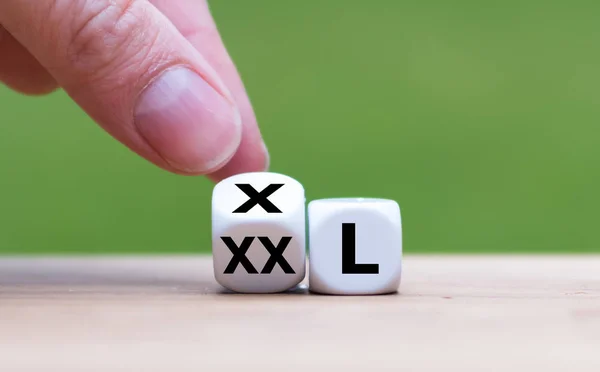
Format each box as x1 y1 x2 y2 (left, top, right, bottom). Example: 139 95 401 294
211 172 306 293
308 198 402 295
211 172 403 296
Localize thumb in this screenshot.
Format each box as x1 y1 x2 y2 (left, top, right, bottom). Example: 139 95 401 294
0 0 242 175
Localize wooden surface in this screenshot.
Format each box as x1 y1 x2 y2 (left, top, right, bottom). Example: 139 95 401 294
1 255 599 371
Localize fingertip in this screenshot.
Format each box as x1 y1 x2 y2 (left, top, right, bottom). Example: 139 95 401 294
1 79 59 96
0 29 59 96
206 137 270 183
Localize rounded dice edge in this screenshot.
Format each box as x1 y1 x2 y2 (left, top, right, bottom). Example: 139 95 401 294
211 171 305 195
308 197 401 216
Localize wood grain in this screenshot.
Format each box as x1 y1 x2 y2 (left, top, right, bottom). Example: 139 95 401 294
0 255 599 371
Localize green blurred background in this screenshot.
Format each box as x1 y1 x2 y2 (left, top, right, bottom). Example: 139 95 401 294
1 0 599 254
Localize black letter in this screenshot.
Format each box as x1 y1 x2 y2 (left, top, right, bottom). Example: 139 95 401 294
258 236 295 274
222 236 258 274
232 184 284 213
341 223 379 274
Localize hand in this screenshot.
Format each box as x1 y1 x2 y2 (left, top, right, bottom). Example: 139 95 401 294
0 0 269 182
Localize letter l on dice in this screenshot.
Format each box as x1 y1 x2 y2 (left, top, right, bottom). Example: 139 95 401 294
308 198 402 295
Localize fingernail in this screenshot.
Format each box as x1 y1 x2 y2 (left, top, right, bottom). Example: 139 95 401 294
261 141 270 171
134 67 241 173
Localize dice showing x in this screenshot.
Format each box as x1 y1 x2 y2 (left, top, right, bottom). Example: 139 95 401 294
232 184 284 213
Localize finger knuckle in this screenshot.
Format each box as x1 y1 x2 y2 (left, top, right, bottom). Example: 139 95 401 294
61 0 158 85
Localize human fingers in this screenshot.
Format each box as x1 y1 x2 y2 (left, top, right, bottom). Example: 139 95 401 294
150 0 269 182
0 0 242 175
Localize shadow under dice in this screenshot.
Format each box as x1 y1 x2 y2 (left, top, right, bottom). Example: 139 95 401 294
212 172 306 293
308 198 402 295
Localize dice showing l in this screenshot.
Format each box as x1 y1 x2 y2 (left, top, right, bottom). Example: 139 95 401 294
212 172 306 293
308 198 402 295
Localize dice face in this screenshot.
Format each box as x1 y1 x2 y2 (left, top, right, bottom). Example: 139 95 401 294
212 172 306 293
308 198 402 295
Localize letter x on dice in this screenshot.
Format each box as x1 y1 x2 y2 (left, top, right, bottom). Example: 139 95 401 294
211 172 402 295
